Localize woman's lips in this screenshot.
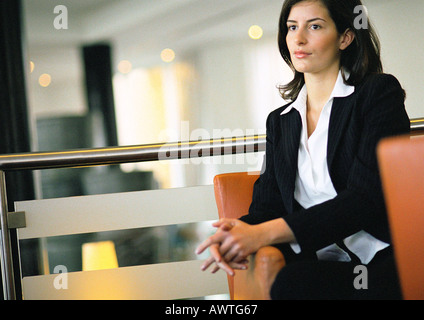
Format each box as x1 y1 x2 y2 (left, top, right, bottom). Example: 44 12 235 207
294 51 311 59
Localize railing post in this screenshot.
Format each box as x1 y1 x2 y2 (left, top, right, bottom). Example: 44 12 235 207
0 171 16 300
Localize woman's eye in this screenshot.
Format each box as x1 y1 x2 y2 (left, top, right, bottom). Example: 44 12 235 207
288 25 297 31
310 24 321 30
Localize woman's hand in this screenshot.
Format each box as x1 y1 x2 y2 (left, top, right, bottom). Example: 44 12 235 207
195 219 265 276
200 243 249 276
196 218 295 276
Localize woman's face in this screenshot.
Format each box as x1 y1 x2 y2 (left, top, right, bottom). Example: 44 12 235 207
286 0 349 77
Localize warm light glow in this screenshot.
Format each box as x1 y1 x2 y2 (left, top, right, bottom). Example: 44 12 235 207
161 48 175 63
30 61 35 73
39 73 51 87
82 241 119 271
248 25 263 40
118 60 132 74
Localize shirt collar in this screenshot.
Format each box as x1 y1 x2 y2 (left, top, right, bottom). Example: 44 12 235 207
281 70 355 115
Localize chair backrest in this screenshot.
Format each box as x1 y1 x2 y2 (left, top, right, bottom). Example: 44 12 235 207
378 135 424 300
213 172 260 220
213 172 260 300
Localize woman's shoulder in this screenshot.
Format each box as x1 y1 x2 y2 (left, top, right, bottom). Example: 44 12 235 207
267 102 294 120
357 73 404 94
355 72 406 104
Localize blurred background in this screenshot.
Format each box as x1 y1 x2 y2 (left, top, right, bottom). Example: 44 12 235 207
12 0 424 290
24 0 423 192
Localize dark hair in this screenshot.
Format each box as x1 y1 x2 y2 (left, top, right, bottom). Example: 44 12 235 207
278 0 383 101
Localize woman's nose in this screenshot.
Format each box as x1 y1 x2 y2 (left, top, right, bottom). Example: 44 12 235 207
294 28 307 45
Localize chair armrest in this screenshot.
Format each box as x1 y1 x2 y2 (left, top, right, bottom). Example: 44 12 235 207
232 246 285 300
253 246 286 300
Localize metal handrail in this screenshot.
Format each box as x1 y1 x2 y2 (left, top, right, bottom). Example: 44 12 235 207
0 135 266 171
0 118 423 171
0 117 423 300
410 117 424 133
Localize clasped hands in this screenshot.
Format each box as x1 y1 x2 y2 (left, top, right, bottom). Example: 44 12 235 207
195 219 262 276
196 217 294 276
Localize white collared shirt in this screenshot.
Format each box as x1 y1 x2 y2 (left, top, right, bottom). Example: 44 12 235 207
281 71 389 265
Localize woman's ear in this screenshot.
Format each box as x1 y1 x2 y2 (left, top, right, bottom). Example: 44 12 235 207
339 29 355 51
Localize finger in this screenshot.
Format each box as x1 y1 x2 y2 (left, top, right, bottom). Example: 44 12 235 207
222 245 250 264
219 238 242 262
211 261 248 273
200 241 227 271
195 238 212 255
200 256 216 272
210 245 234 276
228 261 249 270
195 233 223 255
210 260 249 274
211 264 220 274
223 247 239 263
212 219 236 229
209 243 224 263
219 223 233 232
217 260 234 276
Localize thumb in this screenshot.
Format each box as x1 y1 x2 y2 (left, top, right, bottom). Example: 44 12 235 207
213 219 236 230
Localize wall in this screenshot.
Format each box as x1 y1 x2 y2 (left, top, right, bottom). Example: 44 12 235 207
363 0 423 118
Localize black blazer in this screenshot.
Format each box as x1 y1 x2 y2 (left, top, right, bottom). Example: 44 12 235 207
241 73 410 253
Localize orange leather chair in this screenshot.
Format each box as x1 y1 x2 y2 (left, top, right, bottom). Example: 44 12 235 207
213 172 286 300
378 135 424 300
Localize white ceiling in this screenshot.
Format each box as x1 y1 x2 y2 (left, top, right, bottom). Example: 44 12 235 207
23 0 285 65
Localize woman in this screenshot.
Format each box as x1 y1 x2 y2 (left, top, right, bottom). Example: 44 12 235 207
196 0 410 299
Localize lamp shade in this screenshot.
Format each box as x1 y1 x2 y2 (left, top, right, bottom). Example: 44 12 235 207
82 241 119 271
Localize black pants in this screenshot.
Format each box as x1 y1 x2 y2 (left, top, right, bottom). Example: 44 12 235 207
270 246 402 300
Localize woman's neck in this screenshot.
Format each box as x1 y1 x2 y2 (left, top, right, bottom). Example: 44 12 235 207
304 68 340 112
303 68 340 138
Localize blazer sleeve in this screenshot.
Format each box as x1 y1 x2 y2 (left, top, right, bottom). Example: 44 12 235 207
283 74 410 252
240 109 289 225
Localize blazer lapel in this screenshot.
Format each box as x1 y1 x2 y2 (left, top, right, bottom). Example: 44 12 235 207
278 110 302 214
327 97 354 170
